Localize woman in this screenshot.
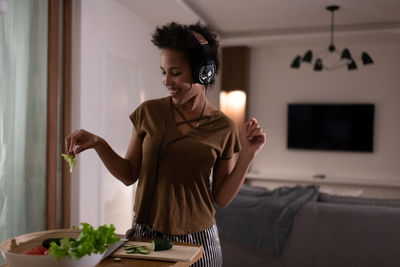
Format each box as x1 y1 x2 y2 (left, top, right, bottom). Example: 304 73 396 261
66 22 266 267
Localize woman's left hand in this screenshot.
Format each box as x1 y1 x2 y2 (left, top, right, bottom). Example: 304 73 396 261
241 117 266 158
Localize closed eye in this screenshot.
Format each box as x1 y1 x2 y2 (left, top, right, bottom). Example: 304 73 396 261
161 71 182 76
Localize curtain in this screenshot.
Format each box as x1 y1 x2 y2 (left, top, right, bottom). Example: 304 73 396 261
0 0 48 260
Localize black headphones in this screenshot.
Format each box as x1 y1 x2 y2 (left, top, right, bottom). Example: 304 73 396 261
191 31 216 85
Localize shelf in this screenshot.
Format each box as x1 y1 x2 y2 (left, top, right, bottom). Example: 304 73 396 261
246 172 400 188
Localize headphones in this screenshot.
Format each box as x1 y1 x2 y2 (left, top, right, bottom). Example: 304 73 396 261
191 31 216 85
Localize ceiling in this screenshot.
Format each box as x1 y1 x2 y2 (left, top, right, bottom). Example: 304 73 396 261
118 0 400 43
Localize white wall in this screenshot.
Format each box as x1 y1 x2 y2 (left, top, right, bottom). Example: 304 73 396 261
247 32 400 183
71 0 165 232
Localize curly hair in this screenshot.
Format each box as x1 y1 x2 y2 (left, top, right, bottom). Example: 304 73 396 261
151 21 220 86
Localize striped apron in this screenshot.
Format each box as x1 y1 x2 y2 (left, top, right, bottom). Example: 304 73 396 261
129 220 223 267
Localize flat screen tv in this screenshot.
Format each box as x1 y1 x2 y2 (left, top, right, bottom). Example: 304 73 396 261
287 103 374 152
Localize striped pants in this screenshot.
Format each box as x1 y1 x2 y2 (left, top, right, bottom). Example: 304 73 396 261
129 221 223 267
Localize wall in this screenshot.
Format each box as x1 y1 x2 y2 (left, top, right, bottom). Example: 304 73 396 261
71 0 165 232
247 31 400 184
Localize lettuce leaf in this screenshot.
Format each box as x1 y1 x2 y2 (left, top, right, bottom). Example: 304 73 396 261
61 153 76 173
48 223 120 260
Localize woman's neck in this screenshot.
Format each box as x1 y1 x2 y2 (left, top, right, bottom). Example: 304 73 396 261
174 90 206 114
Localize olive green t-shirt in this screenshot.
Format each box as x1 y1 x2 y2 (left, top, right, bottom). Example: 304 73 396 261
130 96 241 235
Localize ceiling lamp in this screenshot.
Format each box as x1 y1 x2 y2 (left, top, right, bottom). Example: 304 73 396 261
291 5 374 71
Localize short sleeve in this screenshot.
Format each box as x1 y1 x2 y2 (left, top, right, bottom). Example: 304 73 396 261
220 123 242 160
129 103 146 139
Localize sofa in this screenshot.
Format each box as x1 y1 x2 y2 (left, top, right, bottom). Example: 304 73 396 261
218 190 400 267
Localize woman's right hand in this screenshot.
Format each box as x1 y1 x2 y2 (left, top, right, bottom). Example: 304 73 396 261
65 129 101 156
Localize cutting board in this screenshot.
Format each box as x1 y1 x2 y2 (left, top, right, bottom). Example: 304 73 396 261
111 241 201 262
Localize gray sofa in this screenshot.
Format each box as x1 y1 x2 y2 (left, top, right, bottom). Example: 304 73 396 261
219 193 400 267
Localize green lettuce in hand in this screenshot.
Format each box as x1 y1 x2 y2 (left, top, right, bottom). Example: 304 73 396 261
61 153 76 173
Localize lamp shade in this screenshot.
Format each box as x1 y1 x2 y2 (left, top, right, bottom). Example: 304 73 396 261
302 50 313 62
341 48 351 60
361 52 374 65
314 58 323 71
220 90 246 128
291 55 301 68
347 59 358 70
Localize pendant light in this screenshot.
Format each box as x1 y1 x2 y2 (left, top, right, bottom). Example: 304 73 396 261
291 5 374 71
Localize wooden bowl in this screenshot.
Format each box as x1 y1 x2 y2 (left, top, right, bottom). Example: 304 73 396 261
0 229 105 267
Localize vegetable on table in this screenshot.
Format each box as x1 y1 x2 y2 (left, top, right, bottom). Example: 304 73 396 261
123 244 150 254
42 238 76 249
61 153 76 173
152 239 173 251
48 223 120 260
23 246 48 255
122 239 173 255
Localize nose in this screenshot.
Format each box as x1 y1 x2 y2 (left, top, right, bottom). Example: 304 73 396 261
163 73 173 86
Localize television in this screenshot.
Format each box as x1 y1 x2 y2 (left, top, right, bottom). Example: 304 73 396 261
287 103 374 152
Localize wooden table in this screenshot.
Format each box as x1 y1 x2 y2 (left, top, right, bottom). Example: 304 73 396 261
96 239 203 267
1 243 202 267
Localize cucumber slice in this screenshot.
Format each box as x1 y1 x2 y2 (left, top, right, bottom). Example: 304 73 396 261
137 247 150 254
124 245 150 254
152 239 173 251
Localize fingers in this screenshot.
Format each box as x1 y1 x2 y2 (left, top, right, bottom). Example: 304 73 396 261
74 143 91 155
249 127 265 142
244 118 256 137
245 117 258 131
253 129 267 143
65 130 79 155
245 117 265 141
65 129 90 155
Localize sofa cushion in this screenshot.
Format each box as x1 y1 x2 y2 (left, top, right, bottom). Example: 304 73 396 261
215 184 319 257
220 201 400 267
318 192 400 208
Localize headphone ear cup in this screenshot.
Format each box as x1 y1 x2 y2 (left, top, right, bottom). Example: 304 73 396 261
201 62 216 84
192 61 216 85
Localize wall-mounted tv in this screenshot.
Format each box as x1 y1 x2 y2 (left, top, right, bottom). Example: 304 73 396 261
287 103 374 152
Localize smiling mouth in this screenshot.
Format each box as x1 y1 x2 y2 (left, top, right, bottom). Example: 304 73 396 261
169 89 179 96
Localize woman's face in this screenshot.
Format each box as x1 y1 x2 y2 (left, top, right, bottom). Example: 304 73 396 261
160 48 202 105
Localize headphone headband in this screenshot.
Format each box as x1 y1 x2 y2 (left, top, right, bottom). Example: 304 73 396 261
191 31 209 45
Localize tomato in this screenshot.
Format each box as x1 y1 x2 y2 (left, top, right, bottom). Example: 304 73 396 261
23 246 48 255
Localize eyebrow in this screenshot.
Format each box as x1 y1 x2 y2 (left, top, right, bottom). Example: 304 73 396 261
160 66 181 71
